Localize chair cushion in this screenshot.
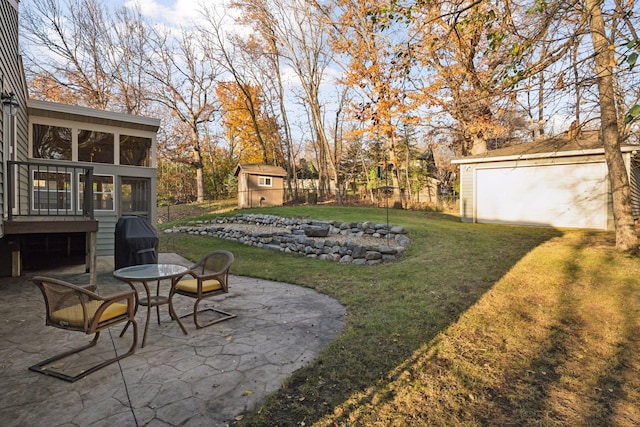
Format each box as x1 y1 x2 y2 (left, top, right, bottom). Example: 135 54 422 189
175 278 222 294
51 301 129 328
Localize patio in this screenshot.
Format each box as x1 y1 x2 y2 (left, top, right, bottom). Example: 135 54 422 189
0 253 345 426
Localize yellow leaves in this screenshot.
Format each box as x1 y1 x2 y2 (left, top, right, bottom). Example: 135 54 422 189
216 81 280 164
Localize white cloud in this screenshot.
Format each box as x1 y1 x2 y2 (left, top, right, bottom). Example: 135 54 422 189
122 0 229 27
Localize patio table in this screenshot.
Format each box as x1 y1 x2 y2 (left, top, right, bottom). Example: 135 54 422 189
113 263 188 347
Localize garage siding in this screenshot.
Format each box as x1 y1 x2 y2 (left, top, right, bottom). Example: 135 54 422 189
475 162 608 229
459 164 475 222
455 152 620 231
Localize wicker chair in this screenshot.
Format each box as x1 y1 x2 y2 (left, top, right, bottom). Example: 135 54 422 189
169 250 236 333
30 276 138 382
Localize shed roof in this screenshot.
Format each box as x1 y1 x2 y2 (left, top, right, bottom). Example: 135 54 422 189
452 130 639 165
234 163 288 177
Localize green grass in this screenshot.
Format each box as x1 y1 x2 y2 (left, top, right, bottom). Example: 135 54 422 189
158 206 640 426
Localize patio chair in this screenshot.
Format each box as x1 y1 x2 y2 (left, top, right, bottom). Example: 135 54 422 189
169 250 236 333
30 276 138 382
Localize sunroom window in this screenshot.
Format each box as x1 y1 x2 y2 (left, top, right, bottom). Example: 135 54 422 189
32 124 72 160
120 135 151 166
79 174 114 211
78 129 114 163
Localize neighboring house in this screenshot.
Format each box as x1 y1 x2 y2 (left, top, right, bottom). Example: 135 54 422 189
234 163 288 208
1 0 160 278
451 130 640 230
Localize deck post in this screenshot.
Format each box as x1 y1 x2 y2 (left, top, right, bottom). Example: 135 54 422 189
86 231 97 285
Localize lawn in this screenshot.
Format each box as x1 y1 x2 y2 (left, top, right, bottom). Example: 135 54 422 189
158 204 640 426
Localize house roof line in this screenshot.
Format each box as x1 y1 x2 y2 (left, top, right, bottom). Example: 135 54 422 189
27 99 161 131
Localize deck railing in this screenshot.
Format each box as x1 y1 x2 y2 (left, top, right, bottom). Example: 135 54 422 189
7 161 94 220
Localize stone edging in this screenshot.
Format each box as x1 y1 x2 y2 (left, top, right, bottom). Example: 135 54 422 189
164 213 411 265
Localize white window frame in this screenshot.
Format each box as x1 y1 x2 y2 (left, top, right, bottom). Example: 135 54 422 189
258 176 273 187
78 173 115 212
31 170 73 213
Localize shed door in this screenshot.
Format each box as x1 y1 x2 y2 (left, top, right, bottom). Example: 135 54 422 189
475 162 608 229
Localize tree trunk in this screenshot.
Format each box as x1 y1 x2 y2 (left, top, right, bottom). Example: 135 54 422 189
192 129 205 203
586 0 638 251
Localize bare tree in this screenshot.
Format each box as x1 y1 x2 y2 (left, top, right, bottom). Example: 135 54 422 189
22 0 113 108
22 0 154 114
230 0 340 200
144 26 221 202
197 9 278 166
105 6 153 115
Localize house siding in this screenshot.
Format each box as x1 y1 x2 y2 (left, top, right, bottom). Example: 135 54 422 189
1 0 28 238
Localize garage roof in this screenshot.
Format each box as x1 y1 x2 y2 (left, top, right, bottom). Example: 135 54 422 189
452 130 639 164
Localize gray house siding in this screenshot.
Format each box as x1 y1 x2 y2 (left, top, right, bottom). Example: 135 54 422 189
459 162 474 223
1 0 29 238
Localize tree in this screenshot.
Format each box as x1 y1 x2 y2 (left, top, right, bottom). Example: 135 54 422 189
22 0 152 113
144 27 221 203
198 9 280 165
318 0 421 199
22 0 113 108
216 81 281 164
585 0 638 251
230 0 301 196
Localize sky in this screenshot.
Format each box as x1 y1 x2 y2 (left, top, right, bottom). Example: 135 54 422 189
111 0 340 151
121 0 226 26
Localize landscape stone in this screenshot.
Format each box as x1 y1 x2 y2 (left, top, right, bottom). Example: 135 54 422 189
165 213 411 265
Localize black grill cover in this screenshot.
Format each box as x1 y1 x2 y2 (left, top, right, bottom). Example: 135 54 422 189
115 216 158 269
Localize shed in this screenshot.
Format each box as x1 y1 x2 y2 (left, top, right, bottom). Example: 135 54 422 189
451 131 640 230
234 163 288 208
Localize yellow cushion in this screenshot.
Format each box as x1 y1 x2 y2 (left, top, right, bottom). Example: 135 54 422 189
51 301 128 328
175 278 222 294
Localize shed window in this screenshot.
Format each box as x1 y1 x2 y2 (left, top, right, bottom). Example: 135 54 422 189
258 176 272 187
32 124 72 160
78 129 114 163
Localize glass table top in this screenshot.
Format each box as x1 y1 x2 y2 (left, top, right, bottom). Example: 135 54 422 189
113 263 189 281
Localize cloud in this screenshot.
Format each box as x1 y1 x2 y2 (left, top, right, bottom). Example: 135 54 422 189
123 0 228 26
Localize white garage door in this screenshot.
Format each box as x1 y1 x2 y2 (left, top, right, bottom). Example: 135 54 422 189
475 162 608 229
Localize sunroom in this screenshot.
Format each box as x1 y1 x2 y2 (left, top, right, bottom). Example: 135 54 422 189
2 99 160 277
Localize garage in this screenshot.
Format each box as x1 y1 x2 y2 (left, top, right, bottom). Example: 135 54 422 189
475 162 608 229
453 130 640 231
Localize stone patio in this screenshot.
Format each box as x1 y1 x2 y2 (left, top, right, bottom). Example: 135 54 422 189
0 254 345 426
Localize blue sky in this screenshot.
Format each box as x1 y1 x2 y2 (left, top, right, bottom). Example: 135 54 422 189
119 0 225 26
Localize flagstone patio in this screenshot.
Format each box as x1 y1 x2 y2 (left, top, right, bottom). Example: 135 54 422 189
0 254 345 426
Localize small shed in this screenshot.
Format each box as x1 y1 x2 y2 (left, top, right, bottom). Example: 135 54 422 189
451 131 640 230
234 163 288 208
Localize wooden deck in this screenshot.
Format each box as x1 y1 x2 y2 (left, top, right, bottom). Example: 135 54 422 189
3 216 98 235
